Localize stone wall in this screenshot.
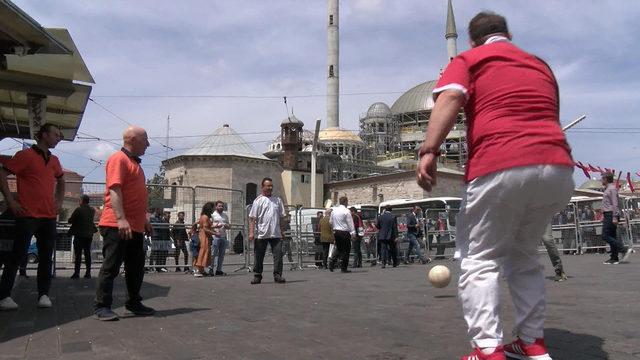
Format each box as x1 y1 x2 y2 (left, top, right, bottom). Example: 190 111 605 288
325 170 464 206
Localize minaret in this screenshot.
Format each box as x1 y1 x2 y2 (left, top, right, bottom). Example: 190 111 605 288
326 0 339 128
445 0 458 61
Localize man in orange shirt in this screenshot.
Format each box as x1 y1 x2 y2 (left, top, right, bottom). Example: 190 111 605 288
0 123 65 310
94 126 154 321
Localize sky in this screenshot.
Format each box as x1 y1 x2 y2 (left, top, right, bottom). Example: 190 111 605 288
2 0 640 185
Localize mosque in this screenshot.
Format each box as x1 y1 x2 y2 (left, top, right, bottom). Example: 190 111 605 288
162 0 467 208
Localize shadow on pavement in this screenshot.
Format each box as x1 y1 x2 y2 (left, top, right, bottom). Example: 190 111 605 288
0 276 171 343
545 328 608 360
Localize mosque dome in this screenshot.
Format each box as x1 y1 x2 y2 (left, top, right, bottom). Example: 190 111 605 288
183 124 268 160
391 80 437 115
366 102 392 118
318 127 364 144
281 114 304 126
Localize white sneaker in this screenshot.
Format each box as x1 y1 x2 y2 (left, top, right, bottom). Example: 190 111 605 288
37 295 52 308
621 247 634 262
194 272 203 277
0 297 18 311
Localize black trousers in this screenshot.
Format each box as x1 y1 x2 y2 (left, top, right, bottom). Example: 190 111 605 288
380 238 398 266
94 227 145 309
0 217 55 299
174 243 189 266
253 237 283 277
73 236 93 274
602 212 626 261
314 240 323 266
331 231 351 271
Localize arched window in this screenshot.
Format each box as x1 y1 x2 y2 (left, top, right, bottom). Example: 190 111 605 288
246 183 257 205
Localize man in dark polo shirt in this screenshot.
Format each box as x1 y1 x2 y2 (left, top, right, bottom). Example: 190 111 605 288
0 123 65 311
94 126 155 321
68 194 97 279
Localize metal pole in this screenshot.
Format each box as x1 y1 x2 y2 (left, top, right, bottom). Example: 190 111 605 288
311 119 321 208
562 114 587 132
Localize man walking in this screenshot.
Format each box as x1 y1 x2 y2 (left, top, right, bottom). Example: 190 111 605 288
0 123 65 310
329 196 355 273
349 207 363 268
312 211 324 268
171 211 190 272
249 177 286 284
94 126 155 321
319 208 334 269
69 195 97 279
601 172 633 264
376 205 398 269
405 206 429 265
416 12 575 359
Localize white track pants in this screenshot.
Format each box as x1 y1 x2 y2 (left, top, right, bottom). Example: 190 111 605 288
456 165 574 348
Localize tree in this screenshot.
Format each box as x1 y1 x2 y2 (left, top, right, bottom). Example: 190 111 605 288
147 168 169 210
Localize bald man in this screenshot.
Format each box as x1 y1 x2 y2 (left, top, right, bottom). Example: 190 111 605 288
94 126 155 321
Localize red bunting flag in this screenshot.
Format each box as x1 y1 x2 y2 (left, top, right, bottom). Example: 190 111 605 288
616 171 622 188
587 164 600 173
637 172 640 178
575 162 590 179
627 172 635 193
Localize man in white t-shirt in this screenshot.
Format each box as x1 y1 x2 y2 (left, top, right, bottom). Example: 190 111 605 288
210 201 230 276
249 177 286 284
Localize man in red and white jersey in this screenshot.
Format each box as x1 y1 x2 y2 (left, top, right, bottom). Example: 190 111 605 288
416 12 574 360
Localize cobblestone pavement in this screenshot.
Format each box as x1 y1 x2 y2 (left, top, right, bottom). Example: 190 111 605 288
0 254 638 359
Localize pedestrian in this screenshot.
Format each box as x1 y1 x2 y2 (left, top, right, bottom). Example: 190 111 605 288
601 172 633 264
171 211 190 272
94 126 155 320
312 211 324 268
69 194 97 279
194 202 214 277
405 206 429 264
329 196 355 273
541 222 567 281
376 205 398 269
416 12 575 359
363 220 377 266
248 177 286 284
210 200 230 276
319 208 334 269
349 207 364 268
0 123 65 311
281 214 295 266
149 208 170 272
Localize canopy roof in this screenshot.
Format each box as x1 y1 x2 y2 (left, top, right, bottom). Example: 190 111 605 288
0 3 94 142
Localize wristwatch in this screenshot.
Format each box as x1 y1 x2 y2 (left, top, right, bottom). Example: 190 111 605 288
418 146 442 158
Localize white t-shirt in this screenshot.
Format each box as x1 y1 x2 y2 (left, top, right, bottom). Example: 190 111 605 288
330 204 355 235
211 211 229 238
249 194 286 239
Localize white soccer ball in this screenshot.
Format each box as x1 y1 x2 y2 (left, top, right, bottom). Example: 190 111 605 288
428 265 451 288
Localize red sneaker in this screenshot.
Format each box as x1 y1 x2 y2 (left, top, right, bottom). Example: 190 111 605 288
504 338 552 360
461 346 505 360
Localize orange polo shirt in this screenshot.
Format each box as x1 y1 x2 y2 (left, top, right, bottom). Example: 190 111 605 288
2 146 63 219
98 149 148 233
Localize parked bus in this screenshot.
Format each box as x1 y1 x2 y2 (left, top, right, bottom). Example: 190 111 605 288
377 197 461 258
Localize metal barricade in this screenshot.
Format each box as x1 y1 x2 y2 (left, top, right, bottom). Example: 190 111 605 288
193 186 247 273
574 199 607 253
624 197 640 249
546 203 579 254
424 208 457 259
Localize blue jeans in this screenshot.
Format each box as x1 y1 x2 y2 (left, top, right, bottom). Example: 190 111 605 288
406 233 423 262
212 236 227 272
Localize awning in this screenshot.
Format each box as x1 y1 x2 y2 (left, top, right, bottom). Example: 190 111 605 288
0 0 70 55
0 6 94 141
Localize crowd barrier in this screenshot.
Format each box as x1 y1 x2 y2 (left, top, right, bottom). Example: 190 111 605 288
5 193 640 277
